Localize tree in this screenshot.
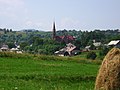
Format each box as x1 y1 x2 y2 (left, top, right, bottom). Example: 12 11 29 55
73 39 81 49
20 42 29 50
90 44 96 50
99 47 110 57
7 42 16 49
86 52 97 60
7 29 9 32
34 38 43 46
3 28 7 34
10 29 12 32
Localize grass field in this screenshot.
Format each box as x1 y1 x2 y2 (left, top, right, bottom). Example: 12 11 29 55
0 52 101 90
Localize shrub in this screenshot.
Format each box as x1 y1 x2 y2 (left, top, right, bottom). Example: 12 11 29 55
99 47 110 60
99 47 110 56
0 52 32 59
89 44 96 50
86 52 97 60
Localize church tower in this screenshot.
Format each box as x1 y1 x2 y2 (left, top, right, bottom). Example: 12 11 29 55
52 22 56 40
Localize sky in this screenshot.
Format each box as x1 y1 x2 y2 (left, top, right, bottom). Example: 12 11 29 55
0 0 120 31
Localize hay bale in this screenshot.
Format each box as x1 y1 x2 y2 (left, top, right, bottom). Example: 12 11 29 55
95 48 120 90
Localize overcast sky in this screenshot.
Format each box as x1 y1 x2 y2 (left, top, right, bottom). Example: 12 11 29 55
0 0 120 31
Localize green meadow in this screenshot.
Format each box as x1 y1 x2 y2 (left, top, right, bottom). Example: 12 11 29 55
0 52 101 90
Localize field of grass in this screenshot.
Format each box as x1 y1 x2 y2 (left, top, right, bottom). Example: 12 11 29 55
0 52 101 90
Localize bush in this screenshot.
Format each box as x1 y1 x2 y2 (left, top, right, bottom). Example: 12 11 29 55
99 47 110 56
98 47 110 60
86 52 97 60
0 52 32 59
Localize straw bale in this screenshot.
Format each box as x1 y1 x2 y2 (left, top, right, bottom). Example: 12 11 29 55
95 48 120 90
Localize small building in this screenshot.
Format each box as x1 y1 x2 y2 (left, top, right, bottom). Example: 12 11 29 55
1 45 9 51
10 48 22 53
55 49 69 56
93 42 102 47
83 46 91 51
55 43 80 56
108 40 120 48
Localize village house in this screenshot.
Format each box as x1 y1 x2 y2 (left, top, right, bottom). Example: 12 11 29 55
10 44 22 53
83 45 91 51
93 42 102 47
10 48 22 53
55 43 80 56
0 44 9 51
83 41 102 51
0 43 22 53
108 40 120 48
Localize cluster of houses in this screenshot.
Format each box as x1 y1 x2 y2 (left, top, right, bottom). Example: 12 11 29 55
55 40 120 56
0 22 119 56
1 39 119 56
52 22 120 56
0 44 22 53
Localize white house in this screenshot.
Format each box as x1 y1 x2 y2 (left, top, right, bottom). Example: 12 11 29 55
10 48 22 53
108 40 120 48
93 42 102 47
83 46 91 51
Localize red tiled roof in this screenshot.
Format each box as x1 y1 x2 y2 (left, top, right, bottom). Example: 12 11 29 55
55 35 75 43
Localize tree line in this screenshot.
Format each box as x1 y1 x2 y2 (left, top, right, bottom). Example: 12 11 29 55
0 29 119 55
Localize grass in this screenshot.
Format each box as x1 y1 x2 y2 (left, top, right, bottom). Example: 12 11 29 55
0 52 101 90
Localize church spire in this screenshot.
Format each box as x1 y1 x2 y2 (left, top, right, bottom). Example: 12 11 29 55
52 21 56 40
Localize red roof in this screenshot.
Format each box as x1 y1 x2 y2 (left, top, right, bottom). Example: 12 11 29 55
55 35 75 43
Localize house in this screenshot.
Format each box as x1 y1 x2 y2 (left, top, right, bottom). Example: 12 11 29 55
55 48 69 56
108 40 120 48
10 44 22 53
55 43 80 56
93 42 102 47
0 44 9 51
10 48 22 53
83 46 91 51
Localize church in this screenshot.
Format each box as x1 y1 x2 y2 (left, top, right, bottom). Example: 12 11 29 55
52 22 75 43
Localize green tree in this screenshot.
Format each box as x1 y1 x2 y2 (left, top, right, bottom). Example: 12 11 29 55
7 42 15 49
10 29 12 32
34 38 43 46
86 52 97 60
20 42 29 50
99 47 110 57
3 28 7 34
90 44 96 50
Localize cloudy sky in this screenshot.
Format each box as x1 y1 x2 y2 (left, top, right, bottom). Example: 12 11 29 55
0 0 120 31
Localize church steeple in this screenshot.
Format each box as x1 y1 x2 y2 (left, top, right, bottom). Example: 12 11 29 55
52 22 56 40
